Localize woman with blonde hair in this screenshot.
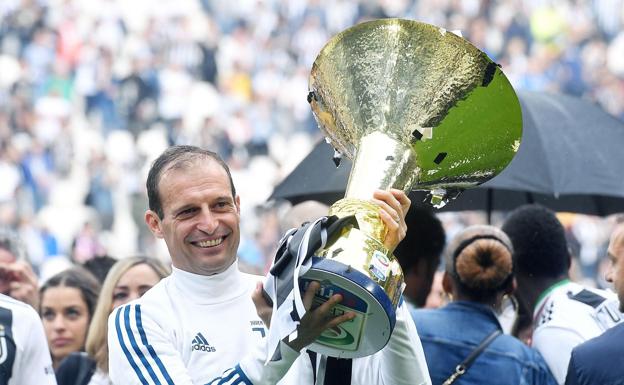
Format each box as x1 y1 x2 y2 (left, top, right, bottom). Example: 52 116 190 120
412 225 557 385
55 256 170 385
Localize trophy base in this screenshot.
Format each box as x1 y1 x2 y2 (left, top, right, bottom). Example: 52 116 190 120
300 257 397 358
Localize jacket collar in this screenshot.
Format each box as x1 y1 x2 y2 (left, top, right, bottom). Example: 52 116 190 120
169 260 249 305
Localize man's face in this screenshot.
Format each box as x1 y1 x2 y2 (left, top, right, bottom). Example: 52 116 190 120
605 225 624 312
145 158 240 276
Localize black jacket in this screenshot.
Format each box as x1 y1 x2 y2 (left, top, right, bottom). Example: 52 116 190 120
55 352 97 385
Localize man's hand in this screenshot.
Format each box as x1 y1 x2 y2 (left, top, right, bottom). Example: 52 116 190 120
372 189 411 253
286 281 355 351
252 281 273 328
0 261 39 309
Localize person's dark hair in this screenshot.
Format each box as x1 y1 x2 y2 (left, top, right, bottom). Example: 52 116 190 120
501 204 570 278
146 145 236 219
40 267 101 320
394 207 445 272
82 255 117 284
445 225 514 302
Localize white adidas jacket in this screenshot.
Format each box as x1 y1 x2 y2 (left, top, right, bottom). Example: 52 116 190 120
108 261 431 385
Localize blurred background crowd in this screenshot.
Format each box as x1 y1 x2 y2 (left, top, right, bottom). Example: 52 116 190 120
0 0 623 286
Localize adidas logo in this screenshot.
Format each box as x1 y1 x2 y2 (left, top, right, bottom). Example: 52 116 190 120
191 333 216 352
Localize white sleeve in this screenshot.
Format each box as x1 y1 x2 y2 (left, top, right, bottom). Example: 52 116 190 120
352 301 432 385
15 307 57 385
108 303 193 384
532 326 586 385
237 339 301 385
109 303 300 385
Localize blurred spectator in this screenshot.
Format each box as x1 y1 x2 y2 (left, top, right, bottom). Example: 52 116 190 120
117 58 159 135
20 139 54 211
82 254 117 284
0 141 21 207
0 228 39 308
55 256 169 385
39 267 100 370
84 154 115 231
71 222 105 264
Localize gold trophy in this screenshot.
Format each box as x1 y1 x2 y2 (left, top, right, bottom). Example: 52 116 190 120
301 19 522 358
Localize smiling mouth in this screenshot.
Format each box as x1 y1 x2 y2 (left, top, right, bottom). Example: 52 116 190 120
193 237 225 248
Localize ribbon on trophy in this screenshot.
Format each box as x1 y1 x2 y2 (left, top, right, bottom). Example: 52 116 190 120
262 215 358 362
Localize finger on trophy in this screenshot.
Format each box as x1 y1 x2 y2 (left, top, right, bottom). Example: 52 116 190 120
302 281 321 310
389 188 411 218
315 293 355 326
371 190 401 221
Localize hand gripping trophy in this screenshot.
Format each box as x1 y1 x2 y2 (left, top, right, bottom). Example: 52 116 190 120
266 19 522 359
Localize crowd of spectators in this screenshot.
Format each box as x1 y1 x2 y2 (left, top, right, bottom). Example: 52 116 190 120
0 0 623 283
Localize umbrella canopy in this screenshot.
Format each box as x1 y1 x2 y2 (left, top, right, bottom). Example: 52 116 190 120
269 91 624 217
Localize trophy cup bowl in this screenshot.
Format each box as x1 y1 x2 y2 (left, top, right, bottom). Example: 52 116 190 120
302 19 522 358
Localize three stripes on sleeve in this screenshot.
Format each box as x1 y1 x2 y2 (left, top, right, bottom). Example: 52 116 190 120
113 304 252 385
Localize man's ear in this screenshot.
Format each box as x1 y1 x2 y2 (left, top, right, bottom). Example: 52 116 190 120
505 276 518 296
235 195 241 215
145 210 164 239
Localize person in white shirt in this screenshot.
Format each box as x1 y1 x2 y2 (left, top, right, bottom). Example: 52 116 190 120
0 293 57 385
502 204 622 384
108 145 431 385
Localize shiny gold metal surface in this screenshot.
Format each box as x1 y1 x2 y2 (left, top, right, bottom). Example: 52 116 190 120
309 19 522 200
306 19 521 356
319 198 404 308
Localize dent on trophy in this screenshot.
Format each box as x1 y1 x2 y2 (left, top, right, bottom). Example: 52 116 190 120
299 18 522 358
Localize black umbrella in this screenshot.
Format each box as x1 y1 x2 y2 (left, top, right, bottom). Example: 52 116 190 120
269 91 624 217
